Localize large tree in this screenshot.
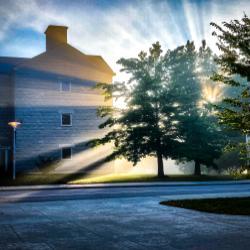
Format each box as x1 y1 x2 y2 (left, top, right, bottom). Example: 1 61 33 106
88 41 227 177
210 14 250 165
88 42 182 177
172 40 225 175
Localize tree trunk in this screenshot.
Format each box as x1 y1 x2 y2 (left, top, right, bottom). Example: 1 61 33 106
157 151 164 178
194 160 201 176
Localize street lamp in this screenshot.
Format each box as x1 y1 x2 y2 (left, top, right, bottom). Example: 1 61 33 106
8 121 21 180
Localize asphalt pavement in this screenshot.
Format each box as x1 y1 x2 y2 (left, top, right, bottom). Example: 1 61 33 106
0 181 249 249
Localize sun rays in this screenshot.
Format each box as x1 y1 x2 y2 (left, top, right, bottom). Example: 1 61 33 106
0 0 249 79
202 83 223 104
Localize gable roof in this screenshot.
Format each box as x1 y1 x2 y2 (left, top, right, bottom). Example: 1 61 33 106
15 42 115 83
0 24 115 83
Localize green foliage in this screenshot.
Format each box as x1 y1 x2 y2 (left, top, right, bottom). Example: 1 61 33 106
172 40 225 173
88 42 184 176
227 166 249 179
88 40 226 176
178 113 225 169
211 14 250 164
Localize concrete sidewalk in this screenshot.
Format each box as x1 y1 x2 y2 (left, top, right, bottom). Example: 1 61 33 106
1 180 250 191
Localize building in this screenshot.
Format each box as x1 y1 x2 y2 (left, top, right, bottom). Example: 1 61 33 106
0 25 115 176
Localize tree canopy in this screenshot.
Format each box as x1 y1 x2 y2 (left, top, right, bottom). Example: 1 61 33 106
88 40 226 176
170 40 225 175
210 14 250 165
88 42 182 177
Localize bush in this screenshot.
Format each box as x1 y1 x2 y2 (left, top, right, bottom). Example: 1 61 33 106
227 166 249 179
35 155 58 173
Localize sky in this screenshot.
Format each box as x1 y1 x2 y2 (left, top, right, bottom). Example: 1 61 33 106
0 0 249 79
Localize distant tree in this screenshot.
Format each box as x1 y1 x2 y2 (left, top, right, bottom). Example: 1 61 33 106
171 40 225 175
88 42 182 177
178 112 226 175
210 14 250 166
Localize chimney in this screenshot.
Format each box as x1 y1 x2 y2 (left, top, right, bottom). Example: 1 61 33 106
45 25 68 51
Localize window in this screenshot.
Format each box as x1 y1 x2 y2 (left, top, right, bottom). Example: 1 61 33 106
61 113 72 126
61 147 72 159
60 80 71 92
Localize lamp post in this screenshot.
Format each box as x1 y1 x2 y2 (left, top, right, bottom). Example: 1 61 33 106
247 135 250 167
8 121 21 180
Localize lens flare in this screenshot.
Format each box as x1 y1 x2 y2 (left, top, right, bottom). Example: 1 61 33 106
202 83 223 103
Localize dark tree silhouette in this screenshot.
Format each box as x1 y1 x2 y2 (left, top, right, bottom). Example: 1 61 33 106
88 41 227 177
211 14 250 165
171 40 225 175
88 42 182 177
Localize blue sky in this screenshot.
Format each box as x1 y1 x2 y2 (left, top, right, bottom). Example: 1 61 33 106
0 0 249 76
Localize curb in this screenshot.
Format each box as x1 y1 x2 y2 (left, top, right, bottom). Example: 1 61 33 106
1 180 250 192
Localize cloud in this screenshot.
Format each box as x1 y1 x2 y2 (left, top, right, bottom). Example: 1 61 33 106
0 0 249 79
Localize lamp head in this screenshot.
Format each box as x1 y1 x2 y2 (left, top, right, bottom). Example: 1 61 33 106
8 121 22 129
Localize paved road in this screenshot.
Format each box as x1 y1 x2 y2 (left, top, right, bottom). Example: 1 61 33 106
0 182 250 249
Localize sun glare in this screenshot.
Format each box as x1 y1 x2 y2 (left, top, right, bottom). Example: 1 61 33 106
202 83 223 104
113 82 224 110
113 97 127 109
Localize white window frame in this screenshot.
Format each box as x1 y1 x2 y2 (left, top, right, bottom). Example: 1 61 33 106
60 145 73 160
60 79 71 92
61 113 72 127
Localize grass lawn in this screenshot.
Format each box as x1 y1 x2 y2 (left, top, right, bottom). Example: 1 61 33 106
0 172 247 186
160 197 250 215
69 173 238 184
